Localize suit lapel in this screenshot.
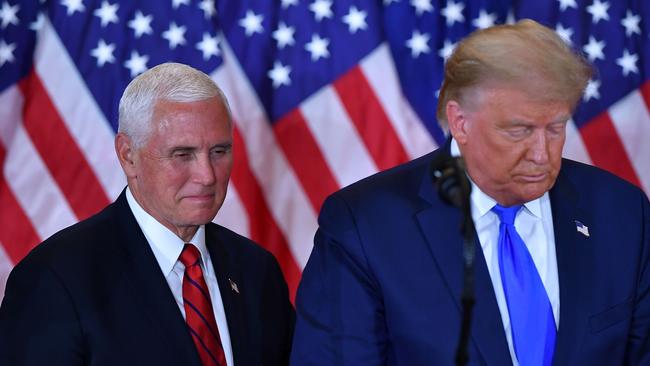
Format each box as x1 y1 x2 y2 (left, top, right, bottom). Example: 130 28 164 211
205 225 250 365
415 153 511 365
113 192 201 365
549 164 593 365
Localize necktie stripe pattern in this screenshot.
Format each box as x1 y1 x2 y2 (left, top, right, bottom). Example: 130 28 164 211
180 244 226 366
1 1 650 303
493 204 556 366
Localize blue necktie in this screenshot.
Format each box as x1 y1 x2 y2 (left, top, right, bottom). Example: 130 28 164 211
492 204 556 366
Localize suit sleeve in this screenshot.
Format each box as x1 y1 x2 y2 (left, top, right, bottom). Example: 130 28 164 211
0 258 84 365
291 194 388 365
625 191 650 365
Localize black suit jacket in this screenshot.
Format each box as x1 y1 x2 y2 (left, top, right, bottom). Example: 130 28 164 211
0 191 295 365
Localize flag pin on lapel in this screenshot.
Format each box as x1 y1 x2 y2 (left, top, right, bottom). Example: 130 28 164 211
229 278 239 294
575 220 590 237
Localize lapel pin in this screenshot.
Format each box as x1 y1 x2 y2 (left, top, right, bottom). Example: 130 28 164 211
575 220 590 237
228 278 240 294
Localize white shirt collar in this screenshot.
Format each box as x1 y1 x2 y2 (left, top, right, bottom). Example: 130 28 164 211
125 187 211 276
450 138 545 220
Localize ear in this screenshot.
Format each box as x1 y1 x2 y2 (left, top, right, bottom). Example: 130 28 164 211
446 100 470 145
115 133 137 179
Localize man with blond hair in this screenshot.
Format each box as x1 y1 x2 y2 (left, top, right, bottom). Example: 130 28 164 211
0 63 294 366
292 20 650 365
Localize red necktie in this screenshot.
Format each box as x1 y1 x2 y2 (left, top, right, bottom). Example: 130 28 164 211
179 244 227 366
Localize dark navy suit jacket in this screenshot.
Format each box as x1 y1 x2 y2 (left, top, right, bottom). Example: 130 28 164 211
0 191 295 366
291 147 650 365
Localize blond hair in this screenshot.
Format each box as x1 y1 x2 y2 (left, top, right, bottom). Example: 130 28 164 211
437 19 593 130
118 62 231 148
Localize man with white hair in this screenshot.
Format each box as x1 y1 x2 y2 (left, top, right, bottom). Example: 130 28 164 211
0 62 295 366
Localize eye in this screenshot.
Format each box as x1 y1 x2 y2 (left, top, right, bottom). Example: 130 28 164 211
506 126 531 139
547 123 566 137
172 151 193 161
210 145 232 158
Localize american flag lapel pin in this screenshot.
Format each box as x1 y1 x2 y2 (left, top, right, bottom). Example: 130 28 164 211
575 220 590 237
228 278 240 294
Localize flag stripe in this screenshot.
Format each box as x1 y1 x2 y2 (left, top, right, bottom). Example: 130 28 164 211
359 43 437 159
580 112 642 187
18 71 110 220
2 125 77 240
334 66 409 171
300 86 377 188
608 89 650 194
274 109 340 212
231 126 301 298
0 145 41 263
214 184 250 239
35 20 125 200
215 40 317 269
562 120 592 165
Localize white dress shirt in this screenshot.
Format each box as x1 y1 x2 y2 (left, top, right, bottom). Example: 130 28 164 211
126 188 234 366
451 140 560 366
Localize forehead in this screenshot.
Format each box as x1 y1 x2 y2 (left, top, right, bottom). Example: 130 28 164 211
469 85 572 124
148 98 232 145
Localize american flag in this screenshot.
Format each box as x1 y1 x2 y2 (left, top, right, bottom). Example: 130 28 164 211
0 0 648 302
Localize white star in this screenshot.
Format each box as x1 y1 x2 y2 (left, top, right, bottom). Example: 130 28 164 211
272 22 295 49
309 0 333 22
586 0 609 24
0 39 16 67
171 0 189 9
555 23 573 45
128 11 152 38
93 1 118 27
438 39 456 61
406 30 430 58
472 9 496 29
61 0 85 16
616 49 638 76
0 1 19 28
30 12 45 31
124 50 148 77
239 10 263 36
268 61 291 88
198 0 216 19
411 0 433 16
583 79 600 101
557 0 577 11
90 39 115 67
342 6 367 34
441 1 464 26
621 10 641 37
582 36 605 62
304 34 330 61
162 22 187 49
281 0 298 9
196 32 220 60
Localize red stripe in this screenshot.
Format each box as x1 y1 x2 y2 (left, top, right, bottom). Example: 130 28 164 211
0 144 41 264
334 66 410 170
18 70 109 221
231 126 302 302
273 109 339 212
580 112 642 187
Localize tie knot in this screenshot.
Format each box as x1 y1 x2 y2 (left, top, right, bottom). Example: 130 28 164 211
179 243 201 267
491 204 522 225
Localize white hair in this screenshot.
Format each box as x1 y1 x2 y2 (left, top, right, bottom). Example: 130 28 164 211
118 62 231 148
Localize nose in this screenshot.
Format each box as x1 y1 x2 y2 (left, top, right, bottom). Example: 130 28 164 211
192 153 217 186
527 130 549 165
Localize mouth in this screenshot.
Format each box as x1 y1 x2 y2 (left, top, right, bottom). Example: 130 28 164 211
183 194 216 203
518 173 548 183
